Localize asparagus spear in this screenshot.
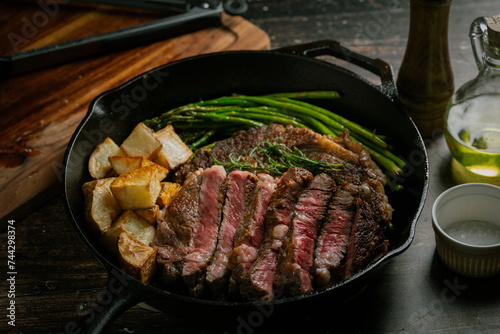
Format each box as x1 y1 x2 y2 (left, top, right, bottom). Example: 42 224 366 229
219 111 309 129
190 130 216 150
265 91 341 99
274 97 388 149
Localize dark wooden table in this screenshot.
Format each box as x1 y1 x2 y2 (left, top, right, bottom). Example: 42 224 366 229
2 0 500 333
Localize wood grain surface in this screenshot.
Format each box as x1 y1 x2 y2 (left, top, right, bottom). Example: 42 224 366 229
0 1 270 223
2 0 500 333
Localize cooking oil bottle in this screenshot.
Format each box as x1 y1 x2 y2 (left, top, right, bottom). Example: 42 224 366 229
444 15 500 185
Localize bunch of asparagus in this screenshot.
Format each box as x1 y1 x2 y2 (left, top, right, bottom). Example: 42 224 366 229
143 91 405 176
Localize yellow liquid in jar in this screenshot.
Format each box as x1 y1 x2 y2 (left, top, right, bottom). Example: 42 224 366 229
444 94 500 184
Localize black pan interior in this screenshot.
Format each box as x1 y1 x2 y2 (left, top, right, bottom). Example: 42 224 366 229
63 49 428 315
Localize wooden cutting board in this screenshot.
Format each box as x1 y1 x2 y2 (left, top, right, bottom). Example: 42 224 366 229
0 2 270 222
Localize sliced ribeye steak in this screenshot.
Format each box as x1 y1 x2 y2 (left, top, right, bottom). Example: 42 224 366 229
275 173 335 296
240 167 313 301
152 170 203 284
181 165 227 296
343 199 389 279
313 189 355 287
153 124 392 301
228 173 277 295
205 170 258 295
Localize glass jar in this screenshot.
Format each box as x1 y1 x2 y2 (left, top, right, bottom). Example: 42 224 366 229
444 15 500 185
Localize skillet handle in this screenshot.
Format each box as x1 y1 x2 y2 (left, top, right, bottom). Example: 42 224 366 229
74 268 149 334
275 40 398 102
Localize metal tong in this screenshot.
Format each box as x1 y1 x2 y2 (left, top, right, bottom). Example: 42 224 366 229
0 0 248 77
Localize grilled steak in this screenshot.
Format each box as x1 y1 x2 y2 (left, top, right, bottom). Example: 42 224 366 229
240 167 313 301
275 173 335 296
343 199 389 278
174 124 360 183
174 124 392 226
182 165 227 296
313 189 355 287
153 124 392 300
228 173 277 294
205 170 258 295
152 170 203 284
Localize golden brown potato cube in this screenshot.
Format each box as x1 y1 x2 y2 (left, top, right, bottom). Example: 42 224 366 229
156 182 181 208
100 210 157 253
84 178 121 235
154 125 193 170
118 232 157 284
82 180 96 195
109 155 154 175
88 137 124 179
119 122 162 160
109 155 169 181
134 204 159 225
110 165 163 210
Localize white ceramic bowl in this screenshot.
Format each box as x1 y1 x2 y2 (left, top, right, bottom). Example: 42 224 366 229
432 183 500 278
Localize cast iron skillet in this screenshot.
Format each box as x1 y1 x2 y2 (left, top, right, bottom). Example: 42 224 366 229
63 40 429 333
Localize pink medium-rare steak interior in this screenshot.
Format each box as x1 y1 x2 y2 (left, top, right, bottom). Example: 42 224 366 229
205 170 258 294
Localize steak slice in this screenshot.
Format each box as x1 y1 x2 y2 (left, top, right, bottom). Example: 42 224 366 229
205 170 258 295
313 189 355 288
152 170 203 284
240 167 313 301
228 173 277 294
275 173 334 296
182 165 228 296
240 248 277 300
343 199 389 279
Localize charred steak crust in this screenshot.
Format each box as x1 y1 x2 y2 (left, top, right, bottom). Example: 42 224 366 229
152 170 203 284
240 167 313 301
173 124 360 184
275 173 335 296
343 199 389 279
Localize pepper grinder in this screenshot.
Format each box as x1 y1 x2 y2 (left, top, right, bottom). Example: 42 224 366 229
397 0 454 137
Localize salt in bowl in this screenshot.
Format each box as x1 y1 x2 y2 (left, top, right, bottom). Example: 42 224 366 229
432 183 500 278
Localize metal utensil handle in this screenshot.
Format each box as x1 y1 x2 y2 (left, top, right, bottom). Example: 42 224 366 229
275 40 398 102
0 5 222 77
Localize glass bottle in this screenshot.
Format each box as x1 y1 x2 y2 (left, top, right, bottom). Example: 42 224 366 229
443 15 500 185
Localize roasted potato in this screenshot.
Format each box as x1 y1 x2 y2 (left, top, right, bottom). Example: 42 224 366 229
109 155 155 175
88 137 124 179
154 124 193 170
83 178 121 235
110 165 164 210
118 232 157 283
100 210 156 253
156 182 181 208
134 204 159 225
119 122 162 160
109 155 169 181
84 122 195 286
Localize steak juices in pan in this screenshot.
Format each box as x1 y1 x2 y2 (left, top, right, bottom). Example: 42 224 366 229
83 101 394 302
